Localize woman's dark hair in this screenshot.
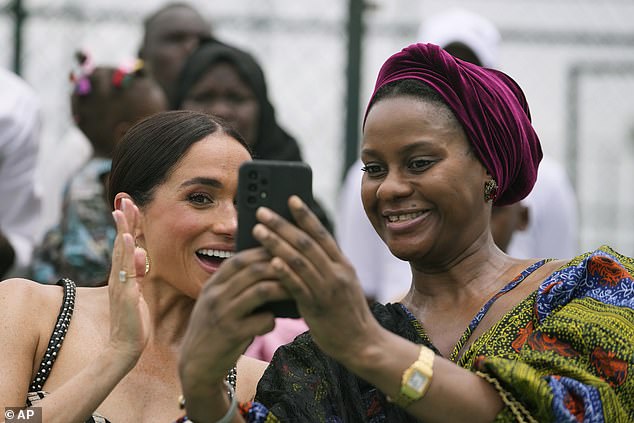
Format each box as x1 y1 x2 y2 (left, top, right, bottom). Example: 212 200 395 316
368 79 447 113
107 110 251 209
365 78 461 133
172 40 303 161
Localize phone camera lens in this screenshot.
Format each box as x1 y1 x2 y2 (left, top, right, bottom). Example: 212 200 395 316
248 183 257 191
248 170 258 179
247 195 257 205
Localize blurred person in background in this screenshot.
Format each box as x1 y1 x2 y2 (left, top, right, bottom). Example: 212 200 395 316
172 40 333 233
138 2 214 104
337 8 576 304
505 155 579 259
29 53 168 286
36 3 214 242
0 67 42 279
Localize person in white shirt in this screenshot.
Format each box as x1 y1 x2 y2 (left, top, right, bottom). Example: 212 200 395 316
0 68 42 278
506 156 579 259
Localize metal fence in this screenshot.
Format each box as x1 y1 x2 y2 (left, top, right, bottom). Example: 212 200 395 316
2 0 633 255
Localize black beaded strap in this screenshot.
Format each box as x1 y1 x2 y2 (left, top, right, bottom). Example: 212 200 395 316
29 278 77 392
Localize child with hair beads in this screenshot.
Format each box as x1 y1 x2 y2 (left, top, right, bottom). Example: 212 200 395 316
30 52 167 286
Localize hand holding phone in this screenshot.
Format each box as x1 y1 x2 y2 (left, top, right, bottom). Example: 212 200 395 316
236 160 315 318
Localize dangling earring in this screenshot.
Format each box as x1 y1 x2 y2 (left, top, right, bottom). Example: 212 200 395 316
484 179 498 202
145 254 151 275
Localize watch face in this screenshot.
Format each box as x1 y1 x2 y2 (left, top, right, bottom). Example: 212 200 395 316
407 369 428 392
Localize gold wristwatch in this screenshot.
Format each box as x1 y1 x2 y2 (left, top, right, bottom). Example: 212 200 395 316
393 345 435 408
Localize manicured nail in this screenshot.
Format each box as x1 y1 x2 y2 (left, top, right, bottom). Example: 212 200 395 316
289 195 303 209
253 224 268 239
111 211 121 225
256 207 273 222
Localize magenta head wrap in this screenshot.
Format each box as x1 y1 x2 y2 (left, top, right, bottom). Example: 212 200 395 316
364 43 542 206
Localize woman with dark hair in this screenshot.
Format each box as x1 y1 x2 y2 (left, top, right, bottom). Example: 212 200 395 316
178 44 634 422
0 111 269 422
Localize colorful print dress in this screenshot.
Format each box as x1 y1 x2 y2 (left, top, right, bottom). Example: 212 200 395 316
237 246 634 422
30 158 114 287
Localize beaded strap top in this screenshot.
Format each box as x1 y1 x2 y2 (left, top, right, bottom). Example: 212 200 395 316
29 278 76 392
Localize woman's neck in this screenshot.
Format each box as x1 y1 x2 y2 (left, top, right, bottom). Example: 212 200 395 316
401 240 520 314
141 277 196 347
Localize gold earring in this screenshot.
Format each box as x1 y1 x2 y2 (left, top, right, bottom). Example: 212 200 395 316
135 242 151 275
145 254 151 275
484 179 498 202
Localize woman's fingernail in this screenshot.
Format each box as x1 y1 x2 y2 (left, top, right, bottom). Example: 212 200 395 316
289 195 303 209
253 224 267 239
256 207 273 221
271 257 285 271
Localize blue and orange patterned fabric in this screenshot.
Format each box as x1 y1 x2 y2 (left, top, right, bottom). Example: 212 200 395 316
239 246 633 422
469 245 634 422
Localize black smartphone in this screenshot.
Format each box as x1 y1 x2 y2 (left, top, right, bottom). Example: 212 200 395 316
236 160 315 318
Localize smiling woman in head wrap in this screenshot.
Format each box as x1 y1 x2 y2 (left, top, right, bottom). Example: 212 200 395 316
365 42 543 206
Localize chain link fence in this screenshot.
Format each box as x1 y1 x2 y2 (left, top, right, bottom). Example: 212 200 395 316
1 0 633 255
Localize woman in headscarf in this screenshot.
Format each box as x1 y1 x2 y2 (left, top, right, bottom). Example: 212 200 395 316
172 40 332 236
171 40 298 160
178 43 634 422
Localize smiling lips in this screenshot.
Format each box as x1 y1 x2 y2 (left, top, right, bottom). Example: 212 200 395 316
386 211 425 222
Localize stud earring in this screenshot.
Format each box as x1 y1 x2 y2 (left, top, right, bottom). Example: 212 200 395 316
484 179 498 202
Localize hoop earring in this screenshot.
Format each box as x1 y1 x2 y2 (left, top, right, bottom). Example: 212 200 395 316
135 243 151 275
484 179 498 202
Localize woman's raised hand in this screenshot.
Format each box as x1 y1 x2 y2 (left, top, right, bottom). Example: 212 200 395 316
108 198 151 366
252 195 380 362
